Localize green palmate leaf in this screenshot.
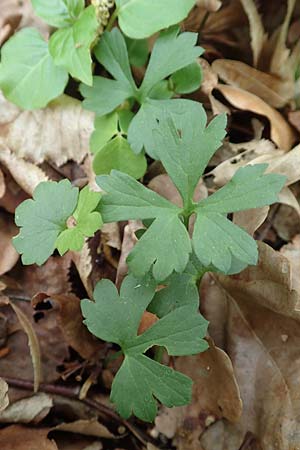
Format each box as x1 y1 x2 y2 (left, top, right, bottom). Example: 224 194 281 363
98 103 286 279
0 28 68 109
170 61 203 94
13 180 78 265
81 274 208 421
115 0 196 39
192 213 258 274
56 186 102 254
152 102 227 207
127 98 196 158
49 6 98 85
31 0 85 28
80 27 202 157
93 135 147 179
139 27 202 97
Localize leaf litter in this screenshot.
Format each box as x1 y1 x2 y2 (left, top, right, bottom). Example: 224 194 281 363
1 1 300 449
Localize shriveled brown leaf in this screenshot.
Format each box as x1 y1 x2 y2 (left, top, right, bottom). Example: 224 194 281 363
0 212 19 275
239 0 266 66
116 221 142 288
270 0 297 78
54 419 114 439
12 254 72 299
196 0 222 13
0 378 9 412
0 301 69 383
217 241 300 318
155 338 242 450
281 235 300 292
0 93 94 166
0 146 48 195
0 168 5 199
0 425 58 450
138 311 158 335
212 84 296 150
233 207 269 236
273 204 300 241
9 301 41 391
0 393 52 424
0 0 50 45
200 245 300 448
32 293 102 360
212 59 293 108
288 110 300 132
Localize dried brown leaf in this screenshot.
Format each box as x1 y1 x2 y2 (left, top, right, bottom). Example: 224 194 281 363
0 379 9 413
9 301 42 392
239 0 267 66
155 338 242 450
54 419 114 439
0 147 48 195
0 393 53 424
281 235 300 292
212 59 293 108
0 425 58 450
0 93 94 166
0 212 19 275
213 84 297 150
32 293 102 360
196 0 222 13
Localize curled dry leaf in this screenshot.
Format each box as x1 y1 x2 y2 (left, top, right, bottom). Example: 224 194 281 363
196 0 222 13
0 0 50 45
54 418 115 439
0 425 58 450
9 301 41 392
116 221 142 288
0 93 94 166
0 393 53 424
288 110 300 133
212 59 293 108
200 243 300 448
212 84 297 150
0 168 5 199
32 293 103 361
239 0 266 66
0 212 19 275
0 379 9 413
0 147 48 196
155 338 242 450
273 204 300 241
281 235 300 292
0 301 69 383
233 206 270 236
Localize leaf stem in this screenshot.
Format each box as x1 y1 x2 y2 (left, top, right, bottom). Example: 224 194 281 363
106 8 118 31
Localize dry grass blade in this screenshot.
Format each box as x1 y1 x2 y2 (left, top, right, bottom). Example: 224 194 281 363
239 0 267 66
9 302 42 392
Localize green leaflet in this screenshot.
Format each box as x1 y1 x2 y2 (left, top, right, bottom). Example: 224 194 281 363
13 181 102 265
93 135 147 179
13 180 78 265
98 103 286 279
49 6 99 85
56 186 102 254
81 274 208 421
91 110 147 179
115 0 196 39
0 28 68 109
80 26 203 157
31 0 85 28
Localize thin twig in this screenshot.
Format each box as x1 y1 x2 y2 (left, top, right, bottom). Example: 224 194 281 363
3 376 149 447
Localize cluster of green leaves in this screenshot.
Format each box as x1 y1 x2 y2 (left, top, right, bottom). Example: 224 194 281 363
13 100 286 421
0 0 197 110
98 102 286 280
81 26 203 159
82 274 208 421
5 0 287 424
